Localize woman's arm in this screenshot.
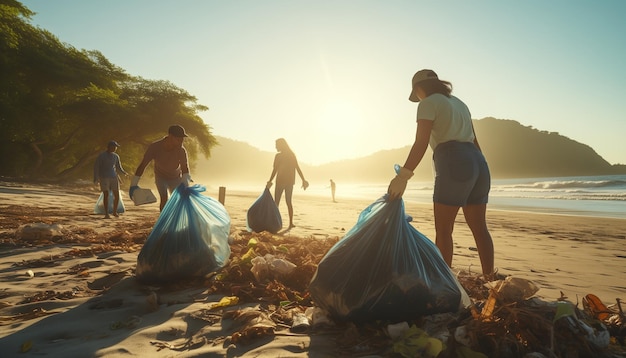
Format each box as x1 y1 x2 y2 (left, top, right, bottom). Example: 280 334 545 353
403 119 433 171
295 162 305 181
387 119 432 201
295 162 309 189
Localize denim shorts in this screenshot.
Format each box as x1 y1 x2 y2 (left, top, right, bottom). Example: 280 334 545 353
432 141 491 206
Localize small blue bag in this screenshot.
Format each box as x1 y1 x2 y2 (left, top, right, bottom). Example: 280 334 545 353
94 190 125 214
309 195 463 323
246 188 282 234
136 184 231 284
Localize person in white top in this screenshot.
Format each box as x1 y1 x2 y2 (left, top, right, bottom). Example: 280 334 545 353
387 69 495 278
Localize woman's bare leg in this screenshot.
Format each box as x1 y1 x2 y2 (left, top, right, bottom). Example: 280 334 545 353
433 202 460 267
462 203 494 276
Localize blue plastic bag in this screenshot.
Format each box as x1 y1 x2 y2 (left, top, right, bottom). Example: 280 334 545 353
246 188 282 234
309 195 463 323
136 184 231 284
94 190 125 214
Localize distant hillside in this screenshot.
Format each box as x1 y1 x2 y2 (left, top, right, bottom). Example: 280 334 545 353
473 117 619 178
193 118 625 187
193 137 274 187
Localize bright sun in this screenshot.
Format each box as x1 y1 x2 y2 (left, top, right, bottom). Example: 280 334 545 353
309 97 367 164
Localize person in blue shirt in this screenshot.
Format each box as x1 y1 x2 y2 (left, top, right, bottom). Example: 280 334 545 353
94 140 128 218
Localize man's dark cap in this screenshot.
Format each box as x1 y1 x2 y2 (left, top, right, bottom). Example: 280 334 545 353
168 124 188 137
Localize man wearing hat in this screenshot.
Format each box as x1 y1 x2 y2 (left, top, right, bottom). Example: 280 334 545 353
131 125 192 211
94 140 129 218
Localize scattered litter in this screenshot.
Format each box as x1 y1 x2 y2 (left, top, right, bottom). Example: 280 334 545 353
15 223 64 242
208 296 239 310
305 306 333 329
391 325 443 358
224 307 276 345
250 254 296 282
3 205 625 357
386 321 410 340
290 312 310 333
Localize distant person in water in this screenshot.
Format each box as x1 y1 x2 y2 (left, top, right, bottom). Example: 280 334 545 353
94 140 128 219
329 179 336 202
387 69 495 278
266 138 309 229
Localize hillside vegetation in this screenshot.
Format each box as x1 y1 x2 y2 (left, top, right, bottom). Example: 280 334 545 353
0 2 217 181
194 118 626 187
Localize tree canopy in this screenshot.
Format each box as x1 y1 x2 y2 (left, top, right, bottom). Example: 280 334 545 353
0 0 217 181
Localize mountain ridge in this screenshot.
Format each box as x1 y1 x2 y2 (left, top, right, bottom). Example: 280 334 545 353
193 117 626 187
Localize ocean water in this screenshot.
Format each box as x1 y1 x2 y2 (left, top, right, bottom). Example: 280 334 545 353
300 175 626 219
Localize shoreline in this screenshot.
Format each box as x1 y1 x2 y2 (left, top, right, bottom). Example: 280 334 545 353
200 180 626 220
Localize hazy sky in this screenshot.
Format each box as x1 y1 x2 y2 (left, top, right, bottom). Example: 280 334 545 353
21 0 626 165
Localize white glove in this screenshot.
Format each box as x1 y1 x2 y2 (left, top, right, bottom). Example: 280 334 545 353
129 175 141 199
266 181 273 189
387 167 414 201
182 173 192 186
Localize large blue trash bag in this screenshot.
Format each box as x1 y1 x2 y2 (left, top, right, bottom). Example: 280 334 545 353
246 188 282 234
94 190 125 214
136 184 231 284
309 195 463 323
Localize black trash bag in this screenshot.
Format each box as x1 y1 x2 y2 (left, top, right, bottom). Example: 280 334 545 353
246 188 282 234
309 195 463 323
136 184 231 284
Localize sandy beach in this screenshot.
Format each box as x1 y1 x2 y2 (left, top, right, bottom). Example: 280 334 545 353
0 180 624 357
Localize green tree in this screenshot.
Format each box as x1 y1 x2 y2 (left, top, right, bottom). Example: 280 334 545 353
0 0 217 181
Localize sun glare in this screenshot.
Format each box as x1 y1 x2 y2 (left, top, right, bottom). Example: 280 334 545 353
309 97 367 164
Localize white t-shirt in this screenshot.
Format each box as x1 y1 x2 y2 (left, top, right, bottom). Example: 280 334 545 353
416 93 475 150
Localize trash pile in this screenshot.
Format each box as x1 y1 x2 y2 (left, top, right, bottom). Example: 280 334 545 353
1 200 624 357
205 229 626 358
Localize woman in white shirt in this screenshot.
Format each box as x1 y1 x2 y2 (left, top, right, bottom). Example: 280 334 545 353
388 69 495 278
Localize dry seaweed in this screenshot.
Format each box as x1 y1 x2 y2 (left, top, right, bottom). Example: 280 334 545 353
1 207 625 357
